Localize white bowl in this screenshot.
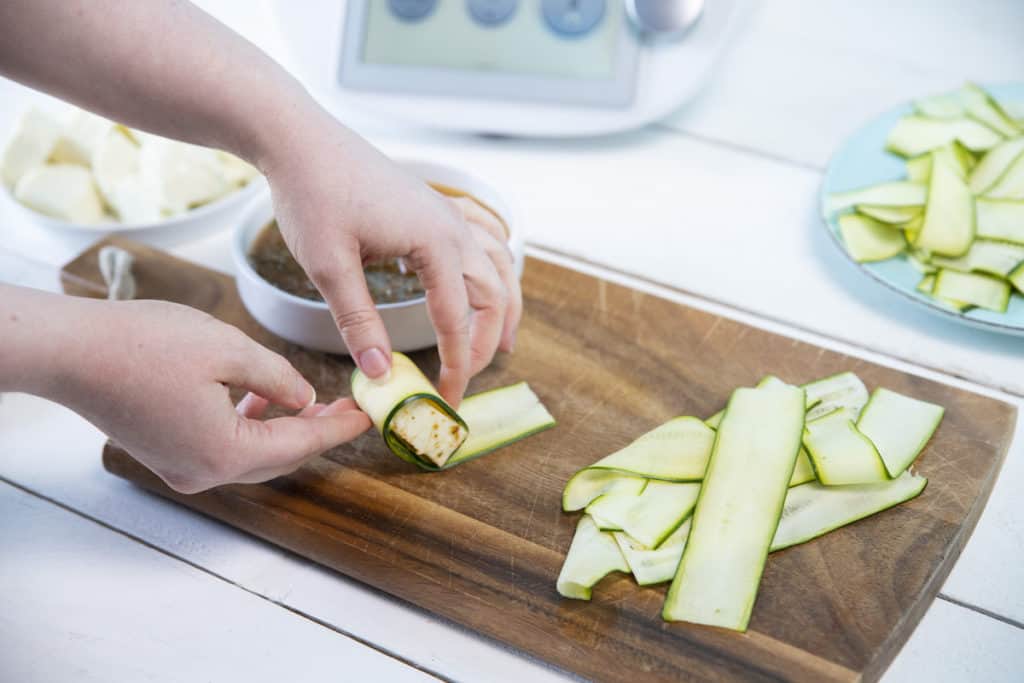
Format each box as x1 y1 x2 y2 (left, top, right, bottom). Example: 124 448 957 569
232 159 524 355
0 175 266 245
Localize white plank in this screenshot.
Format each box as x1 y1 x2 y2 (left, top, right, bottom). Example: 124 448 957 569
0 394 569 683
662 0 1024 168
883 599 1024 683
0 481 432 683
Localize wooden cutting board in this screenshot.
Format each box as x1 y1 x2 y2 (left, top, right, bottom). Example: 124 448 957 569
63 237 1016 683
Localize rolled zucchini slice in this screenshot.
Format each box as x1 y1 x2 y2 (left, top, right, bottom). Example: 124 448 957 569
352 352 555 471
352 352 468 469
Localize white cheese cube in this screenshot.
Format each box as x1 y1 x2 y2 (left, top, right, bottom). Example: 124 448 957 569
139 136 232 215
14 164 105 223
92 128 139 200
50 108 116 166
390 398 468 468
105 174 163 223
1 109 62 187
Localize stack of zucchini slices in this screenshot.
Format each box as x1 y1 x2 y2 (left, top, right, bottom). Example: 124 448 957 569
556 372 943 633
826 83 1024 313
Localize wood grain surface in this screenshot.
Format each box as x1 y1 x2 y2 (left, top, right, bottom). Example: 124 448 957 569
63 237 1016 683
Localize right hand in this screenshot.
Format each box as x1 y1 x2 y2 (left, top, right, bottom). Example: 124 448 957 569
261 116 521 405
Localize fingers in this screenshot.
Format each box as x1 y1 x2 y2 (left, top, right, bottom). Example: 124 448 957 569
410 240 472 405
218 332 315 410
307 243 393 379
473 229 522 352
460 240 507 377
234 398 371 477
449 195 507 242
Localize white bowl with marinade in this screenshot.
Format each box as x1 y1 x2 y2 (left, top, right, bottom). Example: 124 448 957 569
232 160 524 354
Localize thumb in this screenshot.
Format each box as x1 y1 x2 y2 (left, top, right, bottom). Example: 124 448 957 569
219 334 315 410
236 401 372 477
314 248 393 379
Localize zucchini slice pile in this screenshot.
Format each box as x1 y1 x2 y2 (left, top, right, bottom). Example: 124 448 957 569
826 83 1024 313
556 372 942 632
352 352 555 470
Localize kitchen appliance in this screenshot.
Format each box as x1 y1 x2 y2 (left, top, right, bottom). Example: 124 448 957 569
272 0 741 136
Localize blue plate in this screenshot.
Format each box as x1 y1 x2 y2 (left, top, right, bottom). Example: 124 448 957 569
820 83 1024 337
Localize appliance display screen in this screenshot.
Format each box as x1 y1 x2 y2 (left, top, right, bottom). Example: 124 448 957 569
361 1 621 81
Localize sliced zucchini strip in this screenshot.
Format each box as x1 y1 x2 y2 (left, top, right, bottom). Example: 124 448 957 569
960 83 1022 137
802 409 888 486
594 481 700 549
969 137 1024 195
610 472 929 585
587 416 714 482
789 448 817 487
453 382 556 466
771 473 927 551
803 371 870 422
932 269 1012 313
614 520 690 587
663 384 805 630
984 152 1024 200
917 154 975 257
857 388 945 477
929 239 1024 278
976 198 1024 245
885 116 1002 157
838 213 906 262
556 515 628 600
905 154 933 183
826 181 926 215
586 486 645 531
1010 263 1024 294
916 274 936 294
562 469 646 512
856 204 922 224
352 352 467 469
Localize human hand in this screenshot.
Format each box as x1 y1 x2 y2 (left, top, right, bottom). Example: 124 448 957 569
262 118 521 405
46 297 370 493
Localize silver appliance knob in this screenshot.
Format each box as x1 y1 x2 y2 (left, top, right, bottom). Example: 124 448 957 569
625 0 704 38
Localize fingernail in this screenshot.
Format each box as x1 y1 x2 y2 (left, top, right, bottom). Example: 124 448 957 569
357 347 391 380
296 379 316 408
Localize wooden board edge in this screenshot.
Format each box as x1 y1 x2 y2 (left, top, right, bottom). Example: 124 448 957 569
862 406 1018 682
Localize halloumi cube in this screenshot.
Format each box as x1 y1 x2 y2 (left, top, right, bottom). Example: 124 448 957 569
50 108 116 166
92 128 140 200
390 398 468 468
139 136 232 215
14 164 105 223
1 109 62 187
105 174 163 223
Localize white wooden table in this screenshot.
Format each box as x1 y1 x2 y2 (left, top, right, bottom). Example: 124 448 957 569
2 2 1023 680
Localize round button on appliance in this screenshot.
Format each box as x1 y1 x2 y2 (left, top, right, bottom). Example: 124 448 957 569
388 0 438 22
541 0 606 38
467 0 518 27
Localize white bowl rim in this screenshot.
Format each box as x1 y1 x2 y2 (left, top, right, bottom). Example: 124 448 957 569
0 173 266 233
232 158 522 313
